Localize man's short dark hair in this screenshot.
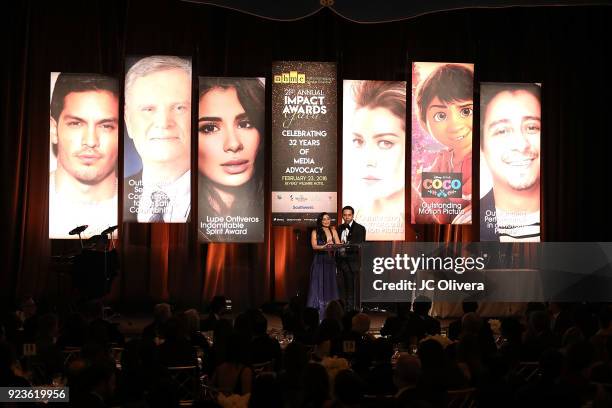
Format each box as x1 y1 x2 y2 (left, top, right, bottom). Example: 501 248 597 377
50 73 119 121
413 295 432 315
342 205 354 215
462 301 478 314
480 82 541 145
416 64 473 125
209 295 227 314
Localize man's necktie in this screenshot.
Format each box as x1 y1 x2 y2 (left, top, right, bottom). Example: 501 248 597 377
149 191 169 223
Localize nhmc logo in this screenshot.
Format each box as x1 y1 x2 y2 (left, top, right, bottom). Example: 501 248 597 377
274 71 306 84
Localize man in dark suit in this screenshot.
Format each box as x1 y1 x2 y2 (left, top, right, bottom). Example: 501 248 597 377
337 205 366 311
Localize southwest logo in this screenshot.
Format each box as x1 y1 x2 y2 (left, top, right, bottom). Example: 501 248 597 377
421 172 462 198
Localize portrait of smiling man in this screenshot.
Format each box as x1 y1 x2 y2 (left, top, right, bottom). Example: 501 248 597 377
49 73 119 239
123 55 192 223
480 82 541 242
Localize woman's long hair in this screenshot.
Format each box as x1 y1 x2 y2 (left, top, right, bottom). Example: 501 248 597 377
315 212 330 243
198 78 265 217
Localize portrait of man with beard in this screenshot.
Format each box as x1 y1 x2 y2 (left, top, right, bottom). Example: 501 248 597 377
480 83 541 242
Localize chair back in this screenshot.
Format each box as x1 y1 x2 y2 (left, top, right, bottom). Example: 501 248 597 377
252 360 274 375
515 361 540 382
362 394 396 408
61 347 81 367
447 387 477 408
167 365 199 406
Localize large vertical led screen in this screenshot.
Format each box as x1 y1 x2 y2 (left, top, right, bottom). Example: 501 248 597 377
343 80 406 241
410 62 474 225
49 73 119 239
123 55 192 223
271 61 337 225
480 82 541 242
197 77 265 242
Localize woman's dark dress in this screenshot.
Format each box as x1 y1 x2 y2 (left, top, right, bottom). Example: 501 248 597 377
307 233 339 317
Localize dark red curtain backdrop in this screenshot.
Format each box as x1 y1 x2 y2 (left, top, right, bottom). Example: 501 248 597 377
2 0 611 309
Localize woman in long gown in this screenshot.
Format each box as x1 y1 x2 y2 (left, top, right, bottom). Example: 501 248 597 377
307 212 341 317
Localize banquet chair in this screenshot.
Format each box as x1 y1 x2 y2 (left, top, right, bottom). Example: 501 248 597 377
167 365 200 406
362 394 396 408
515 361 540 382
61 347 81 367
252 359 274 375
447 387 477 408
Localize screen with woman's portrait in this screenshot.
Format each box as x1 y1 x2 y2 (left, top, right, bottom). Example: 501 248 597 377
197 77 266 243
480 82 541 242
49 72 119 239
342 80 406 241
410 62 474 225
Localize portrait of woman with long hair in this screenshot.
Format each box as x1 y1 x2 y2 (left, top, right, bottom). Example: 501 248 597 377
343 80 406 241
198 77 265 242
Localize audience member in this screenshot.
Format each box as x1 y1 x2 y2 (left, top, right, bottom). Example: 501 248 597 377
380 302 411 341
365 337 396 395
157 315 197 367
0 341 30 386
324 300 345 327
57 312 87 348
248 309 281 368
417 339 467 405
282 296 306 334
297 307 320 345
393 353 423 406
314 318 342 360
333 369 366 407
249 372 283 408
212 332 253 396
20 296 39 343
522 310 557 361
184 308 210 351
279 342 310 406
142 303 172 341
549 302 575 340
84 300 124 346
448 301 478 340
34 313 64 382
71 359 117 408
299 362 332 407
201 295 227 332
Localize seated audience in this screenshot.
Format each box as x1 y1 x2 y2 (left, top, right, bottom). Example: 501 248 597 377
212 333 253 396
393 353 423 406
201 295 227 332
248 310 281 368
448 301 478 341
158 315 197 367
142 303 172 342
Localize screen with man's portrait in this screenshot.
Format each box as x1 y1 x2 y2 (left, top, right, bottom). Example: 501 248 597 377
197 77 266 243
271 61 338 226
342 80 406 241
410 62 474 225
49 72 119 239
480 82 542 242
122 55 193 223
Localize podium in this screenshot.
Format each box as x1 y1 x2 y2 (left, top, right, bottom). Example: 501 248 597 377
73 249 118 300
328 243 363 311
